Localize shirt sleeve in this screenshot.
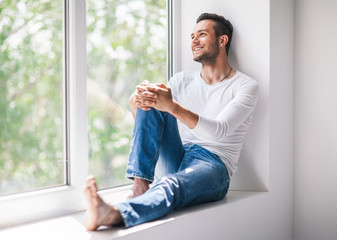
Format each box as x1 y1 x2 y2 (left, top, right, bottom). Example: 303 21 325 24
191 79 259 141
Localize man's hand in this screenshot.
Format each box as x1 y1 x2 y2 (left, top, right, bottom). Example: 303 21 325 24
134 81 158 111
129 80 158 118
130 81 174 113
146 83 175 113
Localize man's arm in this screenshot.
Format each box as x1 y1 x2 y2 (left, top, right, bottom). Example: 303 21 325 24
132 79 259 141
168 101 199 129
130 82 199 129
190 80 259 141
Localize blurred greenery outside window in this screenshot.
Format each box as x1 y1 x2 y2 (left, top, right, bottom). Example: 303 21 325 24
87 0 167 189
0 0 65 195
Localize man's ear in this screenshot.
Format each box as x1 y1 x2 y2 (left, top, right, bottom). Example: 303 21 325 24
219 35 228 48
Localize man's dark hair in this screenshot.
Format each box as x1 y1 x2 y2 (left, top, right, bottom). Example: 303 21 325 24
196 13 233 55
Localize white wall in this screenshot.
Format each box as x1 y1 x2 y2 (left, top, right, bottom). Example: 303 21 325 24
294 0 337 239
177 0 270 191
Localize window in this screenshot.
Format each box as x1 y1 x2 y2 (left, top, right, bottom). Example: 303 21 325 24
0 0 65 195
0 0 173 227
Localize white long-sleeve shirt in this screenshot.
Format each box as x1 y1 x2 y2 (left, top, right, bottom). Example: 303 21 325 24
168 70 259 177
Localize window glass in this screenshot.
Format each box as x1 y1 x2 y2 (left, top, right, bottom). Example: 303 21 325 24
87 0 167 188
0 0 65 195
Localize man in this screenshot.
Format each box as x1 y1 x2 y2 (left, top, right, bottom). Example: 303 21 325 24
83 13 259 230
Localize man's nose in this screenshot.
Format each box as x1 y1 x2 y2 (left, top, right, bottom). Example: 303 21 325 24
192 36 199 45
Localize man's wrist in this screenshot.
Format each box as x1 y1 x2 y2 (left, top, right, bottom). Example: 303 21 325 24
168 101 179 116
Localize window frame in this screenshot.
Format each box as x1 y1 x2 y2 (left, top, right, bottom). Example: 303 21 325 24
0 0 177 229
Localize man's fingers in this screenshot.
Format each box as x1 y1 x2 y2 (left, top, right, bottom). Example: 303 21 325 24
136 99 155 108
140 80 150 86
136 86 158 97
143 91 157 98
136 85 147 92
147 85 169 92
155 83 167 88
135 90 157 100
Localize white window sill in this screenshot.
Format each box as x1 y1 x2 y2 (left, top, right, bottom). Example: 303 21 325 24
0 190 267 240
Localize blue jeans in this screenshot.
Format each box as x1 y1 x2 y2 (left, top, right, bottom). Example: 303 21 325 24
116 109 230 227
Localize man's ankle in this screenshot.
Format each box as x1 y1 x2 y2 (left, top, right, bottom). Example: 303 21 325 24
134 178 149 188
132 178 150 197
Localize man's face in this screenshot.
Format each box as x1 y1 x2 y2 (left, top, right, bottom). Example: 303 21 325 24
191 20 220 65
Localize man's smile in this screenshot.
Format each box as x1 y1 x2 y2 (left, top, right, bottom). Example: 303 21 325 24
193 45 204 54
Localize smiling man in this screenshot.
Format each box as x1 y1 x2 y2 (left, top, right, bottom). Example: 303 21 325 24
83 13 259 230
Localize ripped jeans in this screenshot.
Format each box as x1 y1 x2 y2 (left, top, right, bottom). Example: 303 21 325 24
116 109 230 227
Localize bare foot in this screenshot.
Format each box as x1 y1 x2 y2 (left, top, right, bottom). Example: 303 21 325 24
129 178 150 198
83 176 123 231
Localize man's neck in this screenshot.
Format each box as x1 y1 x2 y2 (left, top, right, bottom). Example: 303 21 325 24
200 62 233 85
